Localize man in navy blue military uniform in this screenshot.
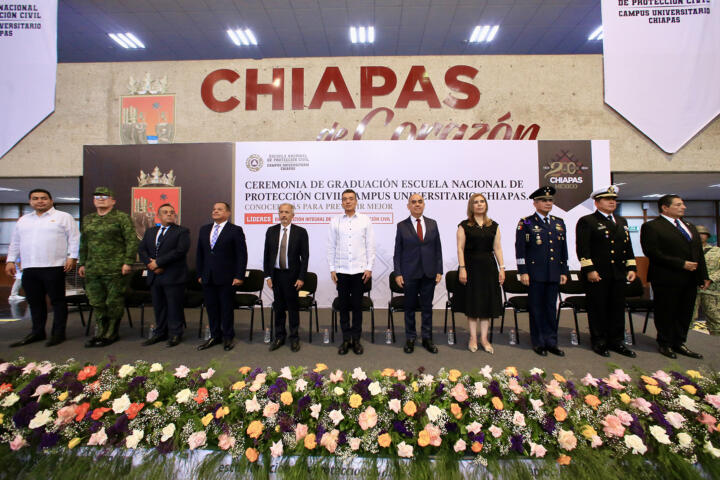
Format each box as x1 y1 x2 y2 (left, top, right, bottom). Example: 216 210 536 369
515 186 569 356
576 185 637 358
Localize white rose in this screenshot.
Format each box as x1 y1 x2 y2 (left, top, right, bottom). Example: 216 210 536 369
624 434 647 455
295 379 308 393
160 423 176 442
677 432 692 449
333 387 344 396
328 409 345 426
118 364 136 379
678 395 699 412
112 394 131 414
705 441 720 458
351 367 367 381
125 429 144 449
2 393 19 407
649 425 671 445
310 403 322 419
28 409 53 429
175 388 192 404
426 405 442 422
473 382 487 397
368 381 382 396
150 363 163 372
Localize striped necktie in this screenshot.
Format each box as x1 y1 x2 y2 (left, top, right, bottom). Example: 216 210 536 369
210 224 220 248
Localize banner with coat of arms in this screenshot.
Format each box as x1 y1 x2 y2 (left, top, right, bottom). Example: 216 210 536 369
131 167 181 240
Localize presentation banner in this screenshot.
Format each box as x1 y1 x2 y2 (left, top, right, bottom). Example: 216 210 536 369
601 0 720 153
235 141 610 308
0 1 57 158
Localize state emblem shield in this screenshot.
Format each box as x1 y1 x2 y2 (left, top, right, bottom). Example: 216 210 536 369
120 94 175 145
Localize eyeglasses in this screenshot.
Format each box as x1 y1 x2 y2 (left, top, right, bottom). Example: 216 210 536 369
93 195 111 200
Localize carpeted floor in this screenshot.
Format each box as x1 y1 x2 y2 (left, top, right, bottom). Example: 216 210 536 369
1 289 717 378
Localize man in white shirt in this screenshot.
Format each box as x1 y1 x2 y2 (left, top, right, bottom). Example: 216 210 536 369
6 189 80 347
327 189 375 355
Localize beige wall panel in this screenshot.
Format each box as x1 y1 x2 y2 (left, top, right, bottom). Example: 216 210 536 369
1 55 718 176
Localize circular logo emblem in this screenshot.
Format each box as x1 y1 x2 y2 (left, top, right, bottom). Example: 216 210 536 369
246 154 263 172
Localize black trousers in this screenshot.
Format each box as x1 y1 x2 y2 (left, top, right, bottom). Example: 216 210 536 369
337 273 364 342
528 281 559 348
652 282 697 348
272 269 300 340
584 278 626 348
150 282 186 337
22 266 67 338
403 276 435 340
202 283 235 340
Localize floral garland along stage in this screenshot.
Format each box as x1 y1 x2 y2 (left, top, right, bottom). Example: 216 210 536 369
1 359 720 478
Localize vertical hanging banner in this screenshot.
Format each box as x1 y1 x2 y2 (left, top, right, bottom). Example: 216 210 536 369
601 0 720 154
0 1 57 158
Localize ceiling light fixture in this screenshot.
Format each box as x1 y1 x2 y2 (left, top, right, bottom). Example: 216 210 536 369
469 25 500 43
0 187 20 192
350 26 374 44
227 28 258 46
588 26 603 41
108 33 145 49
708 184 720 188
641 194 666 198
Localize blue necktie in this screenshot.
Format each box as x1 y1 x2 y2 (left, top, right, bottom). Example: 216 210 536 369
675 219 691 242
155 226 167 256
210 224 220 248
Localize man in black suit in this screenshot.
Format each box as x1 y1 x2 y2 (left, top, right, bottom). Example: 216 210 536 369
264 203 309 353
393 194 443 354
196 202 248 351
138 203 189 347
576 186 637 358
640 194 710 359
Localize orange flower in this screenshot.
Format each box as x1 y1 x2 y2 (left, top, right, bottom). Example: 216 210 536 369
247 420 264 439
245 447 259 462
231 381 246 391
280 391 293 405
645 385 661 395
557 455 571 465
584 394 601 410
349 394 363 409
403 401 417 417
238 366 252 375
553 373 567 383
641 375 658 386
682 385 697 395
504 366 519 377
75 402 90 422
0 383 13 394
77 365 98 381
450 403 463 420
448 369 462 382
418 430 430 447
471 441 483 453
554 406 567 422
378 433 391 448
194 387 209 404
381 368 395 377
304 433 317 450
491 396 504 410
91 407 111 420
125 402 145 420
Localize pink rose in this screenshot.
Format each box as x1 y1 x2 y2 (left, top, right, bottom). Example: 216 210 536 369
508 378 524 395
329 370 343 383
320 429 339 453
581 373 599 387
426 424 442 446
146 389 159 403
174 365 190 378
88 428 108 446
388 399 401 413
9 435 27 451
466 421 483 435
705 394 720 409
489 425 502 438
36 362 54 375
358 406 378 431
613 369 631 382
295 423 308 441
450 383 468 402
601 415 626 438
348 437 361 451
200 368 215 380
453 439 467 452
590 435 603 448
394 369 407 381
263 402 280 418
55 405 78 426
664 412 686 428
613 409 633 426
397 441 414 458
188 431 206 450
557 429 577 451
31 384 55 400
218 433 235 450
630 397 653 415
545 380 563 398
602 374 626 390
697 412 719 432
652 370 673 384
530 442 546 458
270 440 284 457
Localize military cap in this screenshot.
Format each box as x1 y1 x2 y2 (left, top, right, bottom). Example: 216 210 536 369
93 186 115 198
696 225 711 236
591 185 619 199
529 186 556 200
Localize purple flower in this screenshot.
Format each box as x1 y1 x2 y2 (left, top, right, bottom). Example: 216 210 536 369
352 378 372 401
277 412 295 433
89 421 103 433
389 383 406 400
127 376 147 391
248 367 264 381
566 381 578 397
18 374 50 401
296 395 311 415
649 403 673 436
629 415 646 440
445 422 459 433
433 383 445 397
468 432 484 443
510 435 524 454
156 439 174 454
13 401 40 428
338 431 347 445
307 372 324 388
393 420 413 438
542 414 556 434
40 432 59 449
488 380 503 399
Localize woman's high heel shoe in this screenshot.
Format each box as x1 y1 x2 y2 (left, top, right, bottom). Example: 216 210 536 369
468 340 478 353
481 343 494 355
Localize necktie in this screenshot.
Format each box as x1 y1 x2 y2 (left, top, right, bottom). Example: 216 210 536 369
607 215 615 224
675 219 692 242
210 224 220 248
543 216 549 225
416 218 423 241
155 226 167 256
279 227 288 269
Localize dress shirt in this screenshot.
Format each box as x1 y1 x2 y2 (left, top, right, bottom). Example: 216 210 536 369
209 220 228 245
410 215 426 239
155 224 171 245
327 212 375 274
535 212 550 224
275 223 292 269
7 207 80 268
661 214 691 238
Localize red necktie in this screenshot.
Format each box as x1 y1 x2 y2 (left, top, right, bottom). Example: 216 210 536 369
416 218 423 241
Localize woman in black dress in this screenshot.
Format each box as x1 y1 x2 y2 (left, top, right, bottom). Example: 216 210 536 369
456 193 505 353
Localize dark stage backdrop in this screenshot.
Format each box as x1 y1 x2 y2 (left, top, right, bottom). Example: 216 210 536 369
82 143 234 268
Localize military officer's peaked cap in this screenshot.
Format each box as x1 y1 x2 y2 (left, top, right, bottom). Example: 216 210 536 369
93 186 115 198
591 185 619 199
529 186 556 200
696 225 711 236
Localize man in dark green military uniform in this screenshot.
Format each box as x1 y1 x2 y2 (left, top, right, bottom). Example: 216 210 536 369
78 187 138 347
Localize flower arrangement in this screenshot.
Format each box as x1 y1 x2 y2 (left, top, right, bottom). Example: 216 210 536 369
1 359 720 477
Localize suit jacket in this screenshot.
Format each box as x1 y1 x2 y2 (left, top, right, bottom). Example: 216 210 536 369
138 224 190 286
515 213 569 282
263 223 309 281
196 222 248 285
640 216 708 286
393 216 443 279
576 211 636 281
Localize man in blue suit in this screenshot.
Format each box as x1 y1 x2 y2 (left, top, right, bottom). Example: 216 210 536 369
393 194 443 354
196 202 248 351
138 203 190 347
515 186 569 357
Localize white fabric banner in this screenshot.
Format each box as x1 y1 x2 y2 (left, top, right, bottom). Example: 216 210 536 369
601 0 720 153
0 1 57 158
235 140 610 308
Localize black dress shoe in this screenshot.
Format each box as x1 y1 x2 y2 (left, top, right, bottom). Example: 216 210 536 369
45 336 66 347
197 338 222 351
547 346 565 357
290 339 300 352
403 339 415 354
533 346 547 356
97 336 119 347
269 338 285 352
352 339 364 355
223 339 234 351
674 344 703 359
166 336 182 347
84 337 102 348
592 345 610 357
609 344 637 358
338 340 352 355
422 338 438 354
658 345 677 359
142 335 168 346
10 333 46 348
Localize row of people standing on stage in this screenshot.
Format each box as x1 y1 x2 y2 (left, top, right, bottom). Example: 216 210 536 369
5 185 710 360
